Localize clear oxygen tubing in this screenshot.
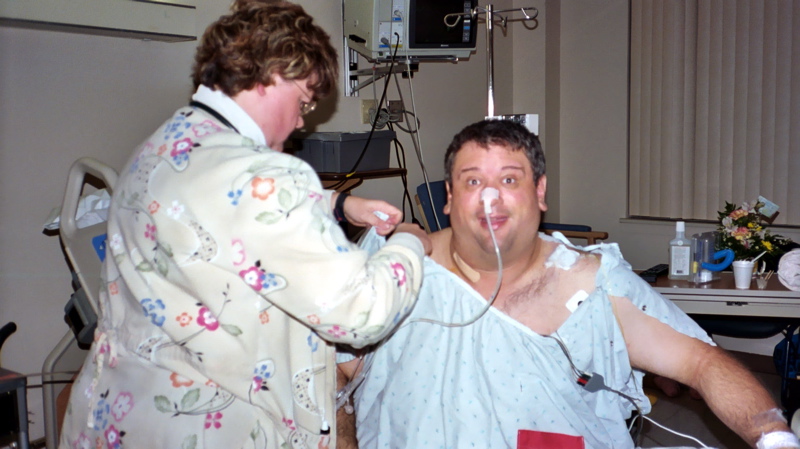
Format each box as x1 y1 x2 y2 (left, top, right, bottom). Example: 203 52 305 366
409 187 503 328
336 187 504 412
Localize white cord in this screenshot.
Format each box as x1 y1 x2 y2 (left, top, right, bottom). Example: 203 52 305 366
409 188 502 328
643 415 710 448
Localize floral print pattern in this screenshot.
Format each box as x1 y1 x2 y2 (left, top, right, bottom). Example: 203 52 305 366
60 95 423 449
251 177 276 200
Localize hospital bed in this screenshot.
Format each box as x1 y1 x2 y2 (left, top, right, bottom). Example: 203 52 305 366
43 158 117 449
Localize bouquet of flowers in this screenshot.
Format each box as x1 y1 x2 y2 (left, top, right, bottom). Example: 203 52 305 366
717 200 791 262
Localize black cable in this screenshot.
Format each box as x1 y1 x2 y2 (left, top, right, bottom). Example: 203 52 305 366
393 110 421 135
343 33 401 178
387 123 417 224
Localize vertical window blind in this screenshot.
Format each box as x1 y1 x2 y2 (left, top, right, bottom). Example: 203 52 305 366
628 0 799 225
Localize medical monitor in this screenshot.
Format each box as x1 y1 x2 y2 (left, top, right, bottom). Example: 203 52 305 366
344 0 477 62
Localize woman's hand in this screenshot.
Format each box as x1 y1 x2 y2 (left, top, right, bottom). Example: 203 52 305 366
340 194 402 236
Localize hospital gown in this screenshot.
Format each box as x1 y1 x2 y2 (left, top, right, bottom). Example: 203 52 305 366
347 233 713 449
59 86 423 449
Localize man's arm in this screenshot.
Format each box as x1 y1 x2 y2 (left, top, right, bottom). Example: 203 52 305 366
613 296 792 447
336 358 362 449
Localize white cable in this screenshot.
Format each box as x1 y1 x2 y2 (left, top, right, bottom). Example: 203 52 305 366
643 415 710 448
409 188 503 328
401 60 444 231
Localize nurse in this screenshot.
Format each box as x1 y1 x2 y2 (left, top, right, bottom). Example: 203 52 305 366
59 2 429 448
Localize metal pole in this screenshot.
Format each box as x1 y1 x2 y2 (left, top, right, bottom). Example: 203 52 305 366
486 4 494 118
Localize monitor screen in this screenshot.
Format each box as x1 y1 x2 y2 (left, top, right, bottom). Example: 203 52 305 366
409 0 476 49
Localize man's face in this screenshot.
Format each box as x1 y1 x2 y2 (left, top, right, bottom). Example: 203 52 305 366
445 141 547 262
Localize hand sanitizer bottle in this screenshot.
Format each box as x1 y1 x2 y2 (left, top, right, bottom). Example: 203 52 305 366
669 221 691 280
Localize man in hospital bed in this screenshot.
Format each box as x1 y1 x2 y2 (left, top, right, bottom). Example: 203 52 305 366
337 120 797 449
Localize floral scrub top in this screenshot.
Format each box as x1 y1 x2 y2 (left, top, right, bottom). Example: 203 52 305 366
59 86 424 449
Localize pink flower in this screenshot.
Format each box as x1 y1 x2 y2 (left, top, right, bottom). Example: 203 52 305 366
327 325 346 338
193 120 222 138
197 307 220 331
239 266 264 291
148 201 160 214
110 392 134 421
72 433 91 449
231 239 246 266
259 310 270 324
204 412 223 429
391 263 407 286
144 223 157 241
172 137 193 155
282 417 296 431
731 227 751 240
104 425 121 448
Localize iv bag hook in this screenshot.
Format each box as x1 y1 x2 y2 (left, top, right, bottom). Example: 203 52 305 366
443 5 538 117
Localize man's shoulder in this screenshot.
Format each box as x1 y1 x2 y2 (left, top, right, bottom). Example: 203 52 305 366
429 228 453 265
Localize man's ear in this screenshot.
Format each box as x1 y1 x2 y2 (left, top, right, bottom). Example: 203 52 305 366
443 181 452 215
536 175 548 212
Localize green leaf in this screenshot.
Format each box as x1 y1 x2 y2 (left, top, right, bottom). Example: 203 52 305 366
136 261 154 272
221 324 243 336
154 395 173 413
278 189 293 209
181 388 200 409
161 243 174 257
157 257 169 276
181 434 197 449
255 211 283 224
353 311 369 328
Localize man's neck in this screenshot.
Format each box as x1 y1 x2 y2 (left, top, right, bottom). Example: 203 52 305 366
447 233 548 294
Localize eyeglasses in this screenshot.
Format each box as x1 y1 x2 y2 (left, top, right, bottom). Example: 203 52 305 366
291 80 317 116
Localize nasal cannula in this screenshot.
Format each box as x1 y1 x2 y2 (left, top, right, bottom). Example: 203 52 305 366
409 186 504 328
337 187 505 412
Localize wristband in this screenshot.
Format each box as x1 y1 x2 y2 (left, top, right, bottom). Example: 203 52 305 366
334 192 350 224
756 431 800 449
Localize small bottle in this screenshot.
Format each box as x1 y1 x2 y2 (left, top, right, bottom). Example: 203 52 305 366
669 221 691 280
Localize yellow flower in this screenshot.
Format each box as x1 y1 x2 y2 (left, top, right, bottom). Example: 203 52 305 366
763 241 773 251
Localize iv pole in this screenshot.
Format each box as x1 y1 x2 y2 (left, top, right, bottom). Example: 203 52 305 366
445 5 538 117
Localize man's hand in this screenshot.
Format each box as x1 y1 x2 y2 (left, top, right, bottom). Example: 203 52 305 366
614 296 792 447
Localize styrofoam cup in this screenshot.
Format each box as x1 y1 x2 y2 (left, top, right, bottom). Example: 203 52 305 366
732 260 755 289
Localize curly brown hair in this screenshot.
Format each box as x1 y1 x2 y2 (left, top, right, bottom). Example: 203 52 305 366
192 1 338 100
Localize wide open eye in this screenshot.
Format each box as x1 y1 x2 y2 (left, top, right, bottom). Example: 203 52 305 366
502 176 517 184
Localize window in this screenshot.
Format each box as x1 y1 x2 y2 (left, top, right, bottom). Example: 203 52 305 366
628 0 799 225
